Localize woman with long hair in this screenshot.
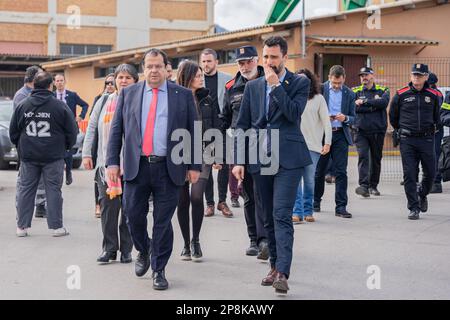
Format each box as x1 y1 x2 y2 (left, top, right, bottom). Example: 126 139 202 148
82 64 139 263
292 69 332 223
176 60 221 261
91 73 117 218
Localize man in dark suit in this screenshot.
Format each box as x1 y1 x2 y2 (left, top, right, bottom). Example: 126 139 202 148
314 65 356 218
232 36 311 295
54 74 89 185
106 48 201 290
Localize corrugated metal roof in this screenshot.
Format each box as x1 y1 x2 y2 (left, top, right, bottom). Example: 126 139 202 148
307 36 439 46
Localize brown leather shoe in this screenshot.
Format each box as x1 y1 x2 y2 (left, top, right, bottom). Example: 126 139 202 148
217 202 233 218
273 272 289 294
305 215 315 222
261 268 277 286
204 205 215 217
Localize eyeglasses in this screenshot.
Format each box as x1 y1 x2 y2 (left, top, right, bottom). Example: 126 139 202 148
105 81 115 86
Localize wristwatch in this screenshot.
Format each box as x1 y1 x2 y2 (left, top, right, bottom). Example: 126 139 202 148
271 83 281 90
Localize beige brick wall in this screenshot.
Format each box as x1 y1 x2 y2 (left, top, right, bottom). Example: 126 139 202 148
57 0 117 17
150 29 205 44
57 26 116 47
0 23 47 44
151 0 207 21
0 0 47 12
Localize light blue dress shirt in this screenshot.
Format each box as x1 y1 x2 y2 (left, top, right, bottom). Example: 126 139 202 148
141 81 169 156
265 70 287 118
328 83 343 128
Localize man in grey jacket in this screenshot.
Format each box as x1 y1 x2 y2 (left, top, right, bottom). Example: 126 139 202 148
200 48 234 218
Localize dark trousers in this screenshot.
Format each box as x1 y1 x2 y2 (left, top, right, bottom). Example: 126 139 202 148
252 166 302 278
177 178 208 246
355 131 385 188
123 159 181 272
205 164 228 206
242 167 266 244
64 150 73 177
96 170 133 254
229 165 240 200
400 136 436 211
17 160 64 229
314 130 349 213
434 130 444 183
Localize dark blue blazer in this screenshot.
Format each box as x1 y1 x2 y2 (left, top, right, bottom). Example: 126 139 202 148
106 81 202 186
55 90 89 119
236 69 312 174
321 81 356 145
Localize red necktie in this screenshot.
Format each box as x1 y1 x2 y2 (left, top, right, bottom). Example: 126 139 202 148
142 88 159 156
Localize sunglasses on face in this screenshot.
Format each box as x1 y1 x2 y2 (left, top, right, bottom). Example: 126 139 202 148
105 81 115 85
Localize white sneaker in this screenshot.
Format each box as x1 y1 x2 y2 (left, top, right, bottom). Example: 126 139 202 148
16 227 28 237
52 227 69 237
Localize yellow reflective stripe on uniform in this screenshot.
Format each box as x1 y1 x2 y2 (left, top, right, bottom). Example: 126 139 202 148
442 102 450 110
352 85 364 93
375 84 387 91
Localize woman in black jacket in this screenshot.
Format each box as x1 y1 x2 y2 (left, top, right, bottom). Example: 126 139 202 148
176 60 221 261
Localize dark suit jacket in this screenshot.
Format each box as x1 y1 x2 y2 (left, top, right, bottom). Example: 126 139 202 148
321 81 356 145
235 69 312 174
55 90 89 119
106 81 202 186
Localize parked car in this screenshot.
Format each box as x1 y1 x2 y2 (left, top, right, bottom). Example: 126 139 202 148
0 98 18 169
0 98 84 169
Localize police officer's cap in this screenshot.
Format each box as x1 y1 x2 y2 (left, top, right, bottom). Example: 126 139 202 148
428 72 438 85
235 46 258 61
411 63 429 75
358 67 374 76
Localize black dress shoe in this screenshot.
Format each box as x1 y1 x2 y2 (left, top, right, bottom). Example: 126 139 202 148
35 205 47 218
246 241 258 256
181 246 191 261
120 252 132 264
97 251 117 263
369 187 381 196
408 210 420 220
418 195 428 213
313 203 321 213
257 240 269 261
152 270 169 290
430 183 442 194
335 211 352 218
231 198 241 208
355 186 370 197
135 252 150 277
191 240 203 261
66 172 73 185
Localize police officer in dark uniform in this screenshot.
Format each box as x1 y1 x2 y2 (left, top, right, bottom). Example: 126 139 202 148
389 64 442 220
220 45 268 259
353 67 390 197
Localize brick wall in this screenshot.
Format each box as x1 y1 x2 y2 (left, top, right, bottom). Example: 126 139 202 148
57 0 117 17
150 0 207 21
58 26 116 47
0 0 47 13
150 29 204 44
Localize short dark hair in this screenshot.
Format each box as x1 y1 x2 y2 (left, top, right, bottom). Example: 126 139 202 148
34 72 54 90
200 48 218 60
263 36 288 56
54 73 65 80
114 64 139 83
297 68 320 100
329 65 346 78
142 48 169 67
24 65 42 84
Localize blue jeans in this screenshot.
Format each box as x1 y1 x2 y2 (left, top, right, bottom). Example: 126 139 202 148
293 151 321 218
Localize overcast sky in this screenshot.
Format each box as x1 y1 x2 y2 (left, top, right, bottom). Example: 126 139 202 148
214 0 338 31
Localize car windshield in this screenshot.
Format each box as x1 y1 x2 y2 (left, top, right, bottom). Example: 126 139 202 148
0 101 13 122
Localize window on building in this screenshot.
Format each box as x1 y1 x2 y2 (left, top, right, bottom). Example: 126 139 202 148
94 63 141 79
59 44 113 57
217 49 237 65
